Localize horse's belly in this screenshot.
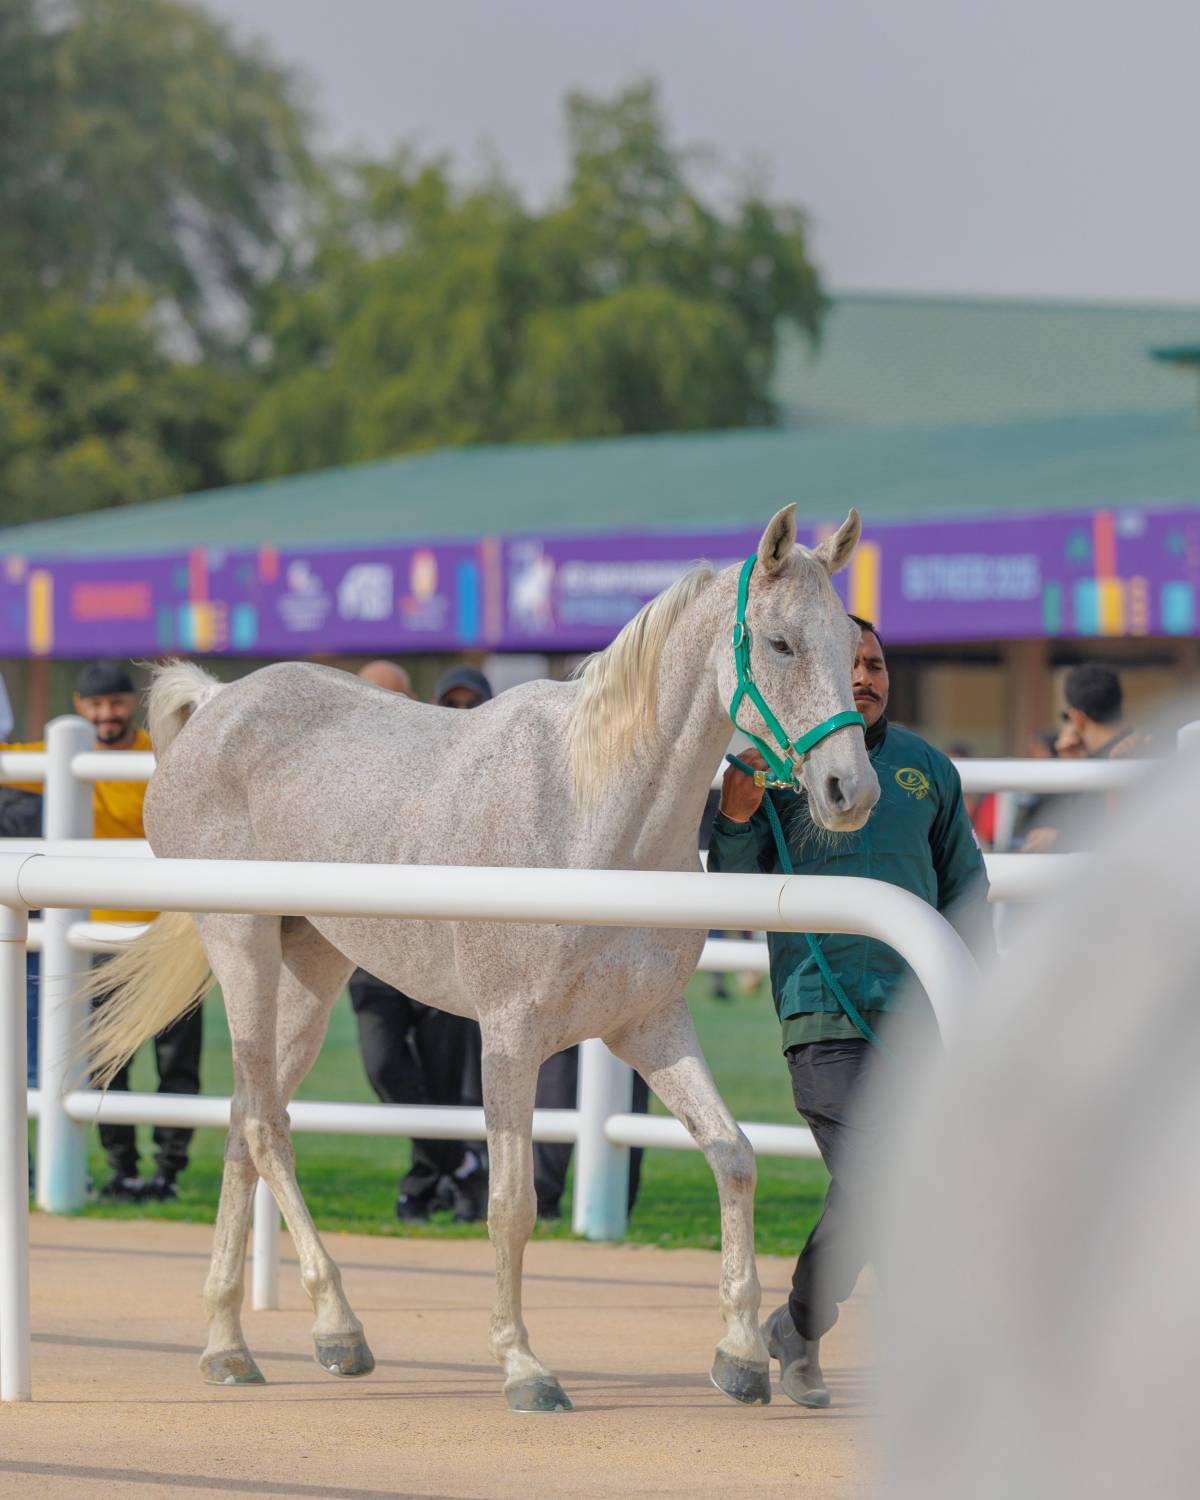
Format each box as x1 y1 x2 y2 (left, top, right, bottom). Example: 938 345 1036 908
308 915 476 1019
307 915 705 1035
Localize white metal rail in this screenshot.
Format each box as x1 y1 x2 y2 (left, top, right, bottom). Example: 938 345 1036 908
0 715 1188 1406
0 848 979 1403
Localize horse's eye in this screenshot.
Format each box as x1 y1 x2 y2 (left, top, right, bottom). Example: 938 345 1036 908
769 638 793 657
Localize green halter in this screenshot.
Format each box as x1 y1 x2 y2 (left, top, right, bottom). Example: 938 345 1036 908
729 554 866 790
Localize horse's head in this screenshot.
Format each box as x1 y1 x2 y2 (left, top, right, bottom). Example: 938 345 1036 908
716 504 880 832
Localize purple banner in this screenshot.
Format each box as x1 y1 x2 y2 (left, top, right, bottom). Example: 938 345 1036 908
2 505 1197 658
499 506 1200 650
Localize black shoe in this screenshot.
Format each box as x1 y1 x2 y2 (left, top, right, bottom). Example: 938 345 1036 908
452 1173 488 1224
145 1174 179 1202
395 1193 431 1223
99 1173 145 1203
536 1201 562 1222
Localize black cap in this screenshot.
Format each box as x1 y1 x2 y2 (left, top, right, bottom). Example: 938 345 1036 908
75 661 136 698
434 666 493 706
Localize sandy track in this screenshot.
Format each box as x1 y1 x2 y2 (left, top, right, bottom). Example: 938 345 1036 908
1 1215 877 1500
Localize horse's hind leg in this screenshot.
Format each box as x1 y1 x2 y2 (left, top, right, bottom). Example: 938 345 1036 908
482 1040 572 1412
201 1116 262 1384
610 998 771 1406
200 918 354 1385
198 915 371 1384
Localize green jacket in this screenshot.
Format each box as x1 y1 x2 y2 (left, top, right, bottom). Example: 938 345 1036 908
707 721 990 1049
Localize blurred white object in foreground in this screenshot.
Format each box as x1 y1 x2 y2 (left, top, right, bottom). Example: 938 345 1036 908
878 722 1200 1500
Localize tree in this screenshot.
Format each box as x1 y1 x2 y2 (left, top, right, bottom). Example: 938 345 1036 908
0 296 244 524
231 81 827 479
0 0 313 524
3 0 315 351
1 36 829 520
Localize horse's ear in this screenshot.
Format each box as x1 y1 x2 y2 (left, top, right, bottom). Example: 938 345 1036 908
811 509 861 576
757 505 797 576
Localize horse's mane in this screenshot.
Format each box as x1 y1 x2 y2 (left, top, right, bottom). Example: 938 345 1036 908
567 563 718 805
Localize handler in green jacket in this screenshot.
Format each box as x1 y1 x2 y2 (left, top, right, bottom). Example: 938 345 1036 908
708 615 990 1407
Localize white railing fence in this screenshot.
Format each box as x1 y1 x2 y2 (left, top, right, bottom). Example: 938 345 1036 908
0 848 980 1403
0 714 1191 1406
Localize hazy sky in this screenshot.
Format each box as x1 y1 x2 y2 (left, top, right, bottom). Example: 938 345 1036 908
203 0 1200 304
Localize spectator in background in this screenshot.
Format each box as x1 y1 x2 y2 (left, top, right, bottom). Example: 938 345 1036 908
1023 665 1141 853
358 659 416 698
4 662 201 1201
533 1048 650 1222
1054 720 1087 759
346 661 490 1223
0 780 44 1094
1061 663 1142 760
433 665 492 709
1012 730 1064 850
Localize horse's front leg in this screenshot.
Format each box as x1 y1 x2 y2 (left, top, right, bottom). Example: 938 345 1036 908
482 1040 572 1412
610 998 771 1405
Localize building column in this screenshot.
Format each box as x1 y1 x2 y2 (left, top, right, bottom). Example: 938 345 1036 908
24 660 49 739
1002 638 1052 755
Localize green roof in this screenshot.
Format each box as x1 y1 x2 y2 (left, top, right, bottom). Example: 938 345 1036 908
3 408 1199 558
5 293 1200 558
775 292 1200 427
1150 344 1200 367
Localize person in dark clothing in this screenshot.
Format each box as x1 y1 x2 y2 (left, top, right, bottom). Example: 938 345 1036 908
532 1048 650 1220
349 972 486 1219
91 976 202 1191
348 660 491 1223
0 785 45 1090
1023 665 1144 853
708 616 991 1407
1062 662 1143 761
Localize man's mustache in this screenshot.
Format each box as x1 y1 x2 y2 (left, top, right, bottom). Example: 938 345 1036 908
853 688 881 701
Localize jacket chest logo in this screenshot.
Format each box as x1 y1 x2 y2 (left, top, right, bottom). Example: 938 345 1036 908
894 767 930 800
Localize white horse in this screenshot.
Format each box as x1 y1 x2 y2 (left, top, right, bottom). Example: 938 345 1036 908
88 504 878 1411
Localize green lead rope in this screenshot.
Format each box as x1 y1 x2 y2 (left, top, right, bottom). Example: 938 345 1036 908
724 752 889 1054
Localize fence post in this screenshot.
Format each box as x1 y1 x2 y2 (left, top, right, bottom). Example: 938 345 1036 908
251 1177 280 1310
37 716 94 1213
0 901 31 1400
572 1038 632 1240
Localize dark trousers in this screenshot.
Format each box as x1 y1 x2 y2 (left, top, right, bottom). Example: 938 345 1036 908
348 969 484 1205
26 953 38 1088
532 1046 650 1216
786 1039 879 1341
95 1000 203 1179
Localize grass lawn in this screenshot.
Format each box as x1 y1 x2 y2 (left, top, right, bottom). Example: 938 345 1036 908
78 974 828 1258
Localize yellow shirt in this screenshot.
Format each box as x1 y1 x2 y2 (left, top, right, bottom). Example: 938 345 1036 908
3 726 155 923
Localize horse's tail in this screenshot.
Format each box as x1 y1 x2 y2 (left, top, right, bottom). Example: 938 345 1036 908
146 658 223 757
83 913 211 1088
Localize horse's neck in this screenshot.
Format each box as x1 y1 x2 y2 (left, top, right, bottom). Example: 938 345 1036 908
600 580 732 870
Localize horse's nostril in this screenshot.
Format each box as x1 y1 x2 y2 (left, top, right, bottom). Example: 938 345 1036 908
825 775 846 809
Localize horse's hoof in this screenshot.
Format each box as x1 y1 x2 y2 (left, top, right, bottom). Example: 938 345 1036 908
201 1349 265 1386
505 1376 573 1413
710 1349 772 1406
314 1334 375 1377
